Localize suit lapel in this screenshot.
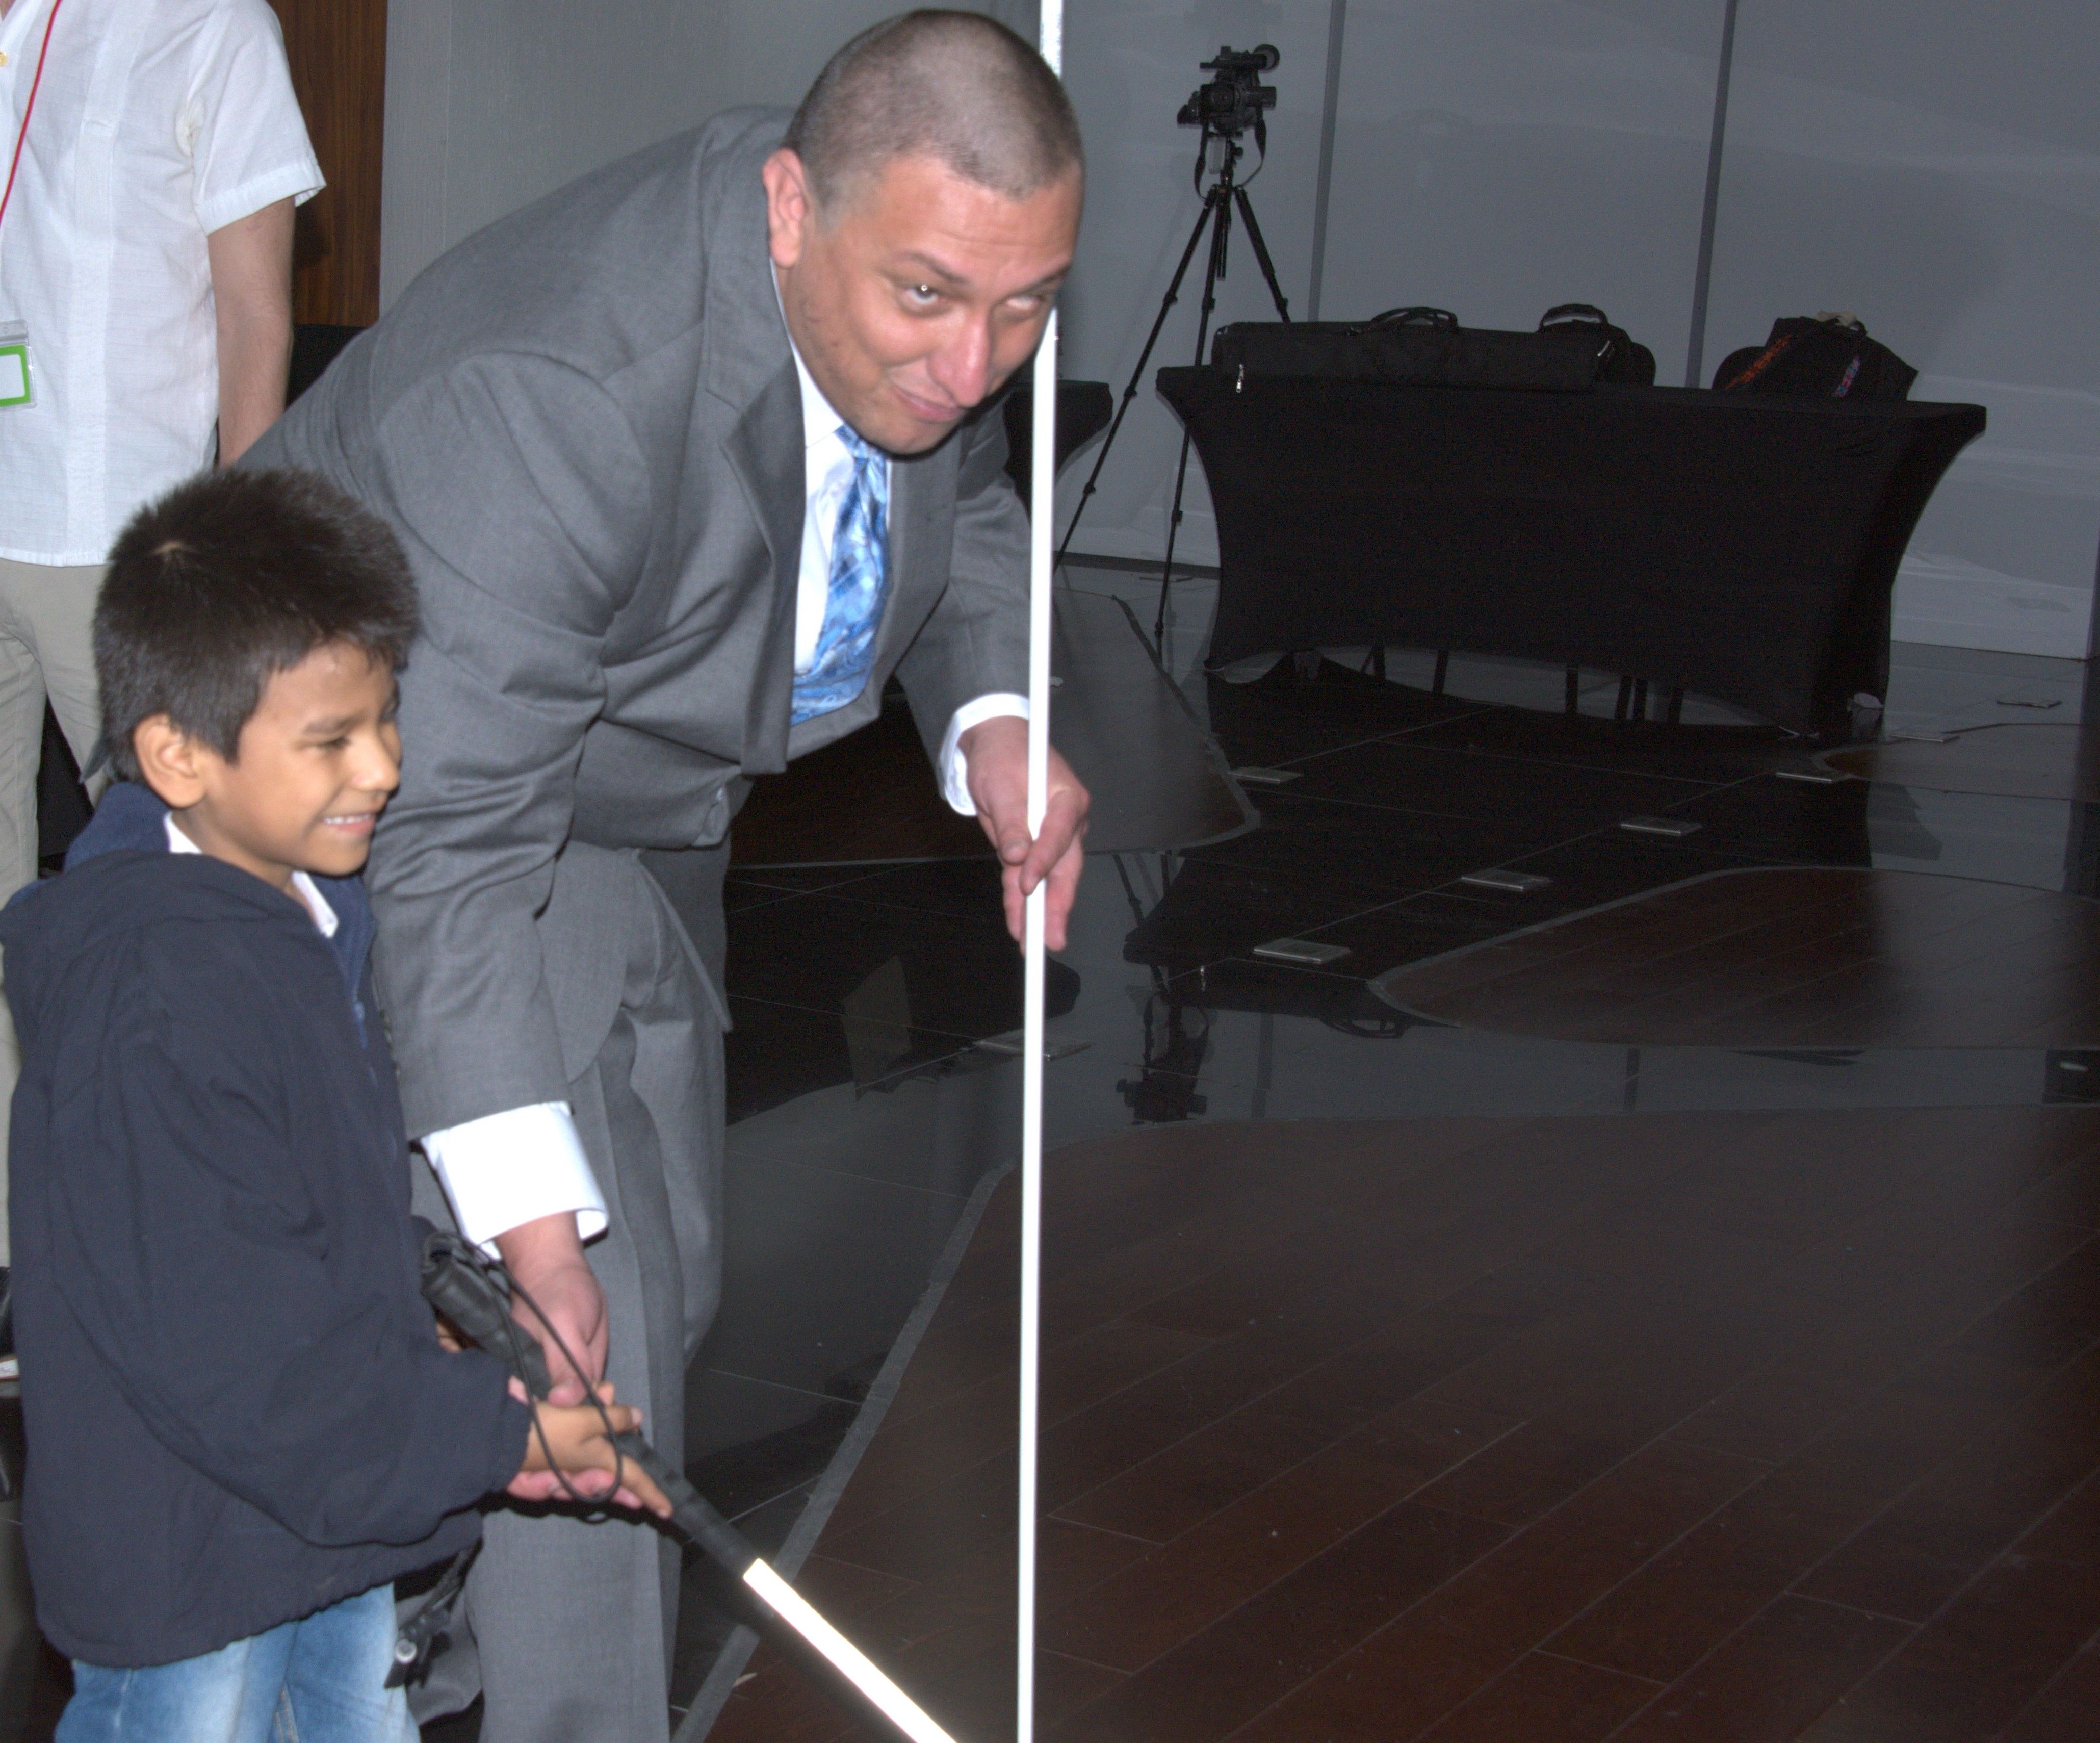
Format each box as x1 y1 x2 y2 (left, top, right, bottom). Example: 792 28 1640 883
869 446 947 681
722 364 803 760
698 146 804 765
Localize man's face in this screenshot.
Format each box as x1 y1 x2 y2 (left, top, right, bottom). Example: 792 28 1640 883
160 642 403 890
764 148 1081 455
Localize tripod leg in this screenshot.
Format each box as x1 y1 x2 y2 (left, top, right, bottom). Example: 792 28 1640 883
1156 200 1235 651
1233 186 1294 322
1154 424 1202 653
1190 178 1231 365
1057 191 1223 569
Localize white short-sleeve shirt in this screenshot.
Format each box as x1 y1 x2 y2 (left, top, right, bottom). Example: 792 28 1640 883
0 0 323 564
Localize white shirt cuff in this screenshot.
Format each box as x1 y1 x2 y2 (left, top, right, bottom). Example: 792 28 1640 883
939 694 1031 815
420 1102 609 1254
196 160 327 233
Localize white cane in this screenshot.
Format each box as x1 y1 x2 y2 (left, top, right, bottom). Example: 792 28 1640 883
1016 10 1065 1743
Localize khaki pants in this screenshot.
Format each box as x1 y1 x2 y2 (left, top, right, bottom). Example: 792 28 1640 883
0 556 106 1266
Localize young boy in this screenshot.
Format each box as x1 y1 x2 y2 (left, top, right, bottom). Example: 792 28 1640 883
0 468 666 1742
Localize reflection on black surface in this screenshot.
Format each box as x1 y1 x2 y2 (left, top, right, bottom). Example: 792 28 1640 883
669 649 2100 1728
1117 991 1211 1122
723 872 1080 1123
2066 802 2100 900
2045 1050 2100 1104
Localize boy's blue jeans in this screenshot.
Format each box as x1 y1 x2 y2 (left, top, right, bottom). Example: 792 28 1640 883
57 1584 416 1743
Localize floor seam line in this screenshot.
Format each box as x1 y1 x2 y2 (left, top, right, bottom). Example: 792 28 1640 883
1528 1645 1668 1685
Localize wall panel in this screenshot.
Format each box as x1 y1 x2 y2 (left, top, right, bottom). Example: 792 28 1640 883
1706 1 2100 657
382 1 1038 304
1053 1 1724 571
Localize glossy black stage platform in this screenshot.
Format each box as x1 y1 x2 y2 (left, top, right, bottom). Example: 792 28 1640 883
671 638 2100 1742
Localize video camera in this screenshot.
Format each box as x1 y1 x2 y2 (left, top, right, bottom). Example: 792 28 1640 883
1177 43 1280 138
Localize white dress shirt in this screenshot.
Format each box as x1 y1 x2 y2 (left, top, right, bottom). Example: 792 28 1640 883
422 322 1030 1251
0 0 323 563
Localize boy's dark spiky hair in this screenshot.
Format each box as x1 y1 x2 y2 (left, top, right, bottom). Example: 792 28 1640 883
95 468 419 781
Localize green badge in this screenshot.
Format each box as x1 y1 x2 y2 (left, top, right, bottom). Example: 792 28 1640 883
0 322 31 411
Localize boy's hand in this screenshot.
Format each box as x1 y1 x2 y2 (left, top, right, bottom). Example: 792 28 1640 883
507 1381 671 1518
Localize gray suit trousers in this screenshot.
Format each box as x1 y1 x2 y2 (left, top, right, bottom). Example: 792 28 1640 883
409 842 725 1743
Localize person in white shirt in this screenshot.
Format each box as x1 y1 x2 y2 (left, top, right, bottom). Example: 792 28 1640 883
0 0 322 1262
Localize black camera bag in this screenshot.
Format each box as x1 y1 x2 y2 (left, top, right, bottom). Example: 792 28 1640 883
1208 303 1655 389
1713 314 1918 401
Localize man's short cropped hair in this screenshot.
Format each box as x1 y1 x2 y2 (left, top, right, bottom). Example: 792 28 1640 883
96 468 419 782
784 10 1082 213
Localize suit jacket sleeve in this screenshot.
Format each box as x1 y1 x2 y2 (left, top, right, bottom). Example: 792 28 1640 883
361 352 654 1136
896 401 1033 763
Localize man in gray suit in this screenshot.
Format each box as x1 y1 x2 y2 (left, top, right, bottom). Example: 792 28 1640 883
244 13 1085 1740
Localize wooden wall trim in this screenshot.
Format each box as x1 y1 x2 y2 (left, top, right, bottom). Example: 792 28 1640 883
270 0 388 327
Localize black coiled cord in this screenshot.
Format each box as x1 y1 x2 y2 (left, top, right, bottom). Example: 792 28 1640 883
421 1233 632 1513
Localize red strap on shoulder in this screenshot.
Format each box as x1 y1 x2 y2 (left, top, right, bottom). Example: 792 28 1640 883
0 0 68 238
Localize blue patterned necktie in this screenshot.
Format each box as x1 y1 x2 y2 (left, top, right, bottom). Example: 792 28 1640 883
791 427 890 725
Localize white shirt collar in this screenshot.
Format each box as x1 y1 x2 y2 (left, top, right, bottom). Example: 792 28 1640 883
163 813 339 938
790 341 851 457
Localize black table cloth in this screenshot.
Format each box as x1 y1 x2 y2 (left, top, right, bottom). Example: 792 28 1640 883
1157 369 1985 736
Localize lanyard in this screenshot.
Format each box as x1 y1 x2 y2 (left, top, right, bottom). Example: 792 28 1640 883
0 0 65 239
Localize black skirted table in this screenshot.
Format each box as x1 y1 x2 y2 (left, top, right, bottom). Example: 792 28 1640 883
1156 368 1985 737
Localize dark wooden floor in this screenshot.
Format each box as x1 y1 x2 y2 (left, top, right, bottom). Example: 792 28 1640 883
1824 723 2100 804
1373 868 2100 1048
710 1108 2100 1743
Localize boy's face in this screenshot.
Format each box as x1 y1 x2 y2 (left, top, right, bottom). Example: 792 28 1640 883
145 642 402 891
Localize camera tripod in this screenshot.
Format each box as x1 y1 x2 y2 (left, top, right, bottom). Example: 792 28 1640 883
1056 126 1293 656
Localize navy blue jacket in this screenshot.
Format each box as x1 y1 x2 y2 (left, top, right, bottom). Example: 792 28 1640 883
0 784 531 1667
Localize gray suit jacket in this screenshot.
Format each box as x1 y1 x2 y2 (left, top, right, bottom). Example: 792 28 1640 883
246 109 1030 1138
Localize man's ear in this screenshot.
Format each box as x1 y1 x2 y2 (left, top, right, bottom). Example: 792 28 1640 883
131 715 212 811
762 148 814 272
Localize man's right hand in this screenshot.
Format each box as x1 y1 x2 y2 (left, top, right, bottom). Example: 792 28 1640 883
494 1209 608 1408
496 1212 609 1504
